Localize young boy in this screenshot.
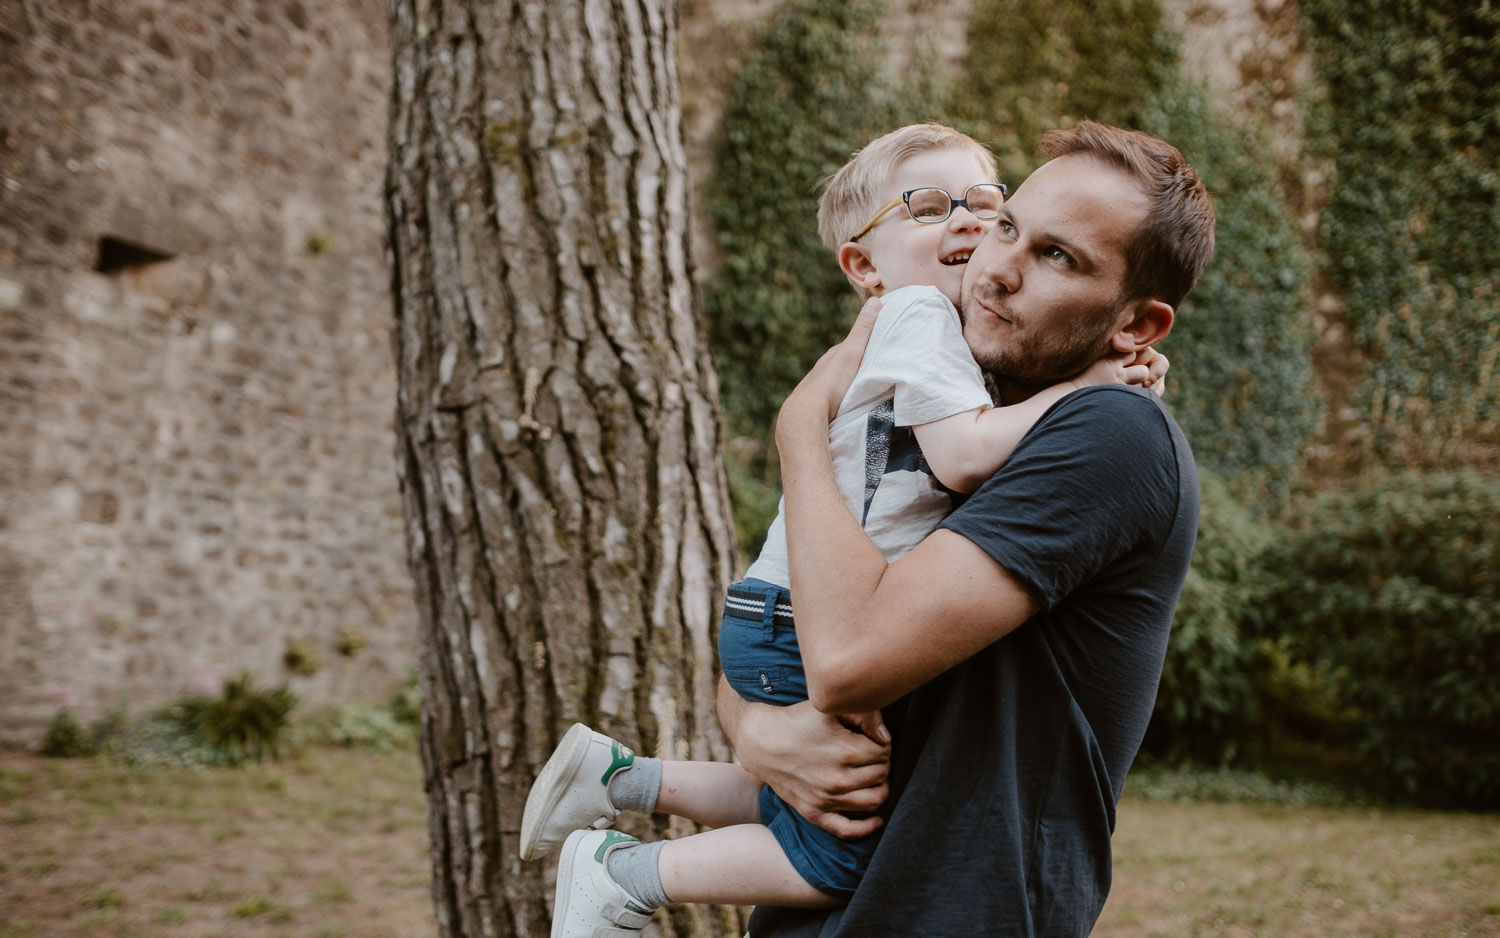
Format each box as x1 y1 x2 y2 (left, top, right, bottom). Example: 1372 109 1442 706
519 124 1159 936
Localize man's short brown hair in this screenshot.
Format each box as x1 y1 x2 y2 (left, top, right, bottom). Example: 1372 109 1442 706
1040 121 1215 309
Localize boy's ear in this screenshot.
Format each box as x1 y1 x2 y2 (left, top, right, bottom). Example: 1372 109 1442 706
838 242 882 293
1109 298 1174 353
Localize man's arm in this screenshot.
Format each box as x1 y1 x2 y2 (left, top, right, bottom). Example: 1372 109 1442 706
716 676 889 839
775 310 1042 714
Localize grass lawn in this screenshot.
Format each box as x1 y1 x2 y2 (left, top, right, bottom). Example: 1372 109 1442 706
1 747 1496 937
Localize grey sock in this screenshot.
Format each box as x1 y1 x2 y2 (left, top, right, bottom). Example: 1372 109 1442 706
605 839 671 909
606 755 662 815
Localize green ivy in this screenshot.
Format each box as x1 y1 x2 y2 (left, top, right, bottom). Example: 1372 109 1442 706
952 0 1317 488
953 0 1174 178
704 0 937 555
1302 1 1500 466
1136 79 1319 490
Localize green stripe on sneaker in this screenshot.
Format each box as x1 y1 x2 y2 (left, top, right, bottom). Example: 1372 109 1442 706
600 740 635 786
594 830 640 863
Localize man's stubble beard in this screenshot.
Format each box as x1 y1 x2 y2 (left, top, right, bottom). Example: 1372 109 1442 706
963 288 1128 399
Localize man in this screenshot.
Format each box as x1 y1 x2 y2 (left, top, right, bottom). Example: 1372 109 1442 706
718 121 1215 936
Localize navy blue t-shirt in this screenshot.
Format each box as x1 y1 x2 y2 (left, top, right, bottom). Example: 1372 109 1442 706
749 385 1199 938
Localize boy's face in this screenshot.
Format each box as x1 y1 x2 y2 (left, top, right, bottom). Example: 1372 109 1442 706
850 148 997 306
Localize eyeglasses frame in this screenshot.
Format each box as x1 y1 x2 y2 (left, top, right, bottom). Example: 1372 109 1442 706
849 182 1009 243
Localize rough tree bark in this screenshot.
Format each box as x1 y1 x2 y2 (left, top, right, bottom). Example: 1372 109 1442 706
385 2 740 935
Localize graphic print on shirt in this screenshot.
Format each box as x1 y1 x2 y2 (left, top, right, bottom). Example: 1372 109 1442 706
861 398 934 525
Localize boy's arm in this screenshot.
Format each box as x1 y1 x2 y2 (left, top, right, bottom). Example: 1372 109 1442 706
914 352 1151 493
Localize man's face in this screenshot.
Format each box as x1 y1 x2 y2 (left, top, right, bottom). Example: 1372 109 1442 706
959 155 1149 384
856 148 998 307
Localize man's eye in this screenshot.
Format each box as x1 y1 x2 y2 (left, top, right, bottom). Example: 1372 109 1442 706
1044 246 1076 267
997 220 1017 238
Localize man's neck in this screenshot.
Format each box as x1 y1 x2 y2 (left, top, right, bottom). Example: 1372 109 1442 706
988 374 1053 407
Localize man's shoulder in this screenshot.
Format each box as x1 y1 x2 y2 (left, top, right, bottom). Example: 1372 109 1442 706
1036 385 1187 455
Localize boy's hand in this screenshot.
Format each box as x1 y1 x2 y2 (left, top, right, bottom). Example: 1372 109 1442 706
1136 346 1171 396
1070 347 1171 396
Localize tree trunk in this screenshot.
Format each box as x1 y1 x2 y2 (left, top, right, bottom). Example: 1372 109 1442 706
384 2 740 935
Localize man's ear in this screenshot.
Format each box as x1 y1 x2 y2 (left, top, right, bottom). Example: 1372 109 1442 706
838 242 882 294
1110 298 1174 353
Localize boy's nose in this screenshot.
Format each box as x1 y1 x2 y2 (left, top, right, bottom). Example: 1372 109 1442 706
948 206 984 232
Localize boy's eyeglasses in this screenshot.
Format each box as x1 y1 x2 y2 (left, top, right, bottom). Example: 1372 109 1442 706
850 183 1008 242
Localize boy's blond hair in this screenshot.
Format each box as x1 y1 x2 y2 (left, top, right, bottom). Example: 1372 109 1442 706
817 123 999 255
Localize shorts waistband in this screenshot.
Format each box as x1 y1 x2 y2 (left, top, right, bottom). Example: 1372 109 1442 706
723 580 795 630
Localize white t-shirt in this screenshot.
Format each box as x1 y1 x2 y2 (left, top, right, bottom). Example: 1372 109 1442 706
744 285 993 589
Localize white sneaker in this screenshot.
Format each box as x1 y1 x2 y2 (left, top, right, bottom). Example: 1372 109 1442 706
520 723 635 861
551 829 655 938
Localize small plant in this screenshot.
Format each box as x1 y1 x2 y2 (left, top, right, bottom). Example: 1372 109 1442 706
305 231 334 255
39 711 99 758
301 701 412 753
167 674 297 766
334 626 367 658
388 673 421 725
283 640 322 676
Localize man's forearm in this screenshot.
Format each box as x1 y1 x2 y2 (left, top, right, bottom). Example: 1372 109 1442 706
776 392 889 711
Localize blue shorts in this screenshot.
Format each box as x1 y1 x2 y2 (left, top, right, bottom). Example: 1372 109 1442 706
718 578 879 899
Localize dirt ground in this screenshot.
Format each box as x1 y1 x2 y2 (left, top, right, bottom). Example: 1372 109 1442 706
2 748 1497 937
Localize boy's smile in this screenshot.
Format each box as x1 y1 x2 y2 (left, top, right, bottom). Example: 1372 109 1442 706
844 148 999 307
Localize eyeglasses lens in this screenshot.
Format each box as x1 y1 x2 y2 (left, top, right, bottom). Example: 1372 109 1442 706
965 185 1003 219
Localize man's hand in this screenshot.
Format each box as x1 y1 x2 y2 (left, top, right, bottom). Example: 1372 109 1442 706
719 678 890 839
779 297 882 426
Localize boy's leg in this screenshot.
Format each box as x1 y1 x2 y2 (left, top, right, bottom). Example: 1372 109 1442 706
551 825 838 937
655 824 841 908
521 724 764 861
656 760 764 829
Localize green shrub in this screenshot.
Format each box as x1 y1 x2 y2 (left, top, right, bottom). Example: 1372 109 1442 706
1254 471 1500 807
39 711 99 758
166 673 298 766
388 672 422 726
1144 473 1269 763
300 701 414 753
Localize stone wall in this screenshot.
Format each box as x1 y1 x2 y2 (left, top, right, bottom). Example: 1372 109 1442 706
0 0 1282 748
0 0 409 747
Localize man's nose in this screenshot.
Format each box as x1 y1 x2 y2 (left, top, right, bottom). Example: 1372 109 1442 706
976 238 1020 293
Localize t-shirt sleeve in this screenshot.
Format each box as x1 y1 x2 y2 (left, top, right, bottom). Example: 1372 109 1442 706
939 386 1185 610
859 286 992 427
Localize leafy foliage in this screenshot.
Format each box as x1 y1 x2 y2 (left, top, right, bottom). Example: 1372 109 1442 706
1302 0 1500 467
1253 471 1500 807
953 0 1174 178
1136 80 1319 490
40 711 99 758
167 673 298 766
703 0 936 555
1144 472 1269 763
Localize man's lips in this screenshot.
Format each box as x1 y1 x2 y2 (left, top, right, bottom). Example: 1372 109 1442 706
970 292 1012 324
